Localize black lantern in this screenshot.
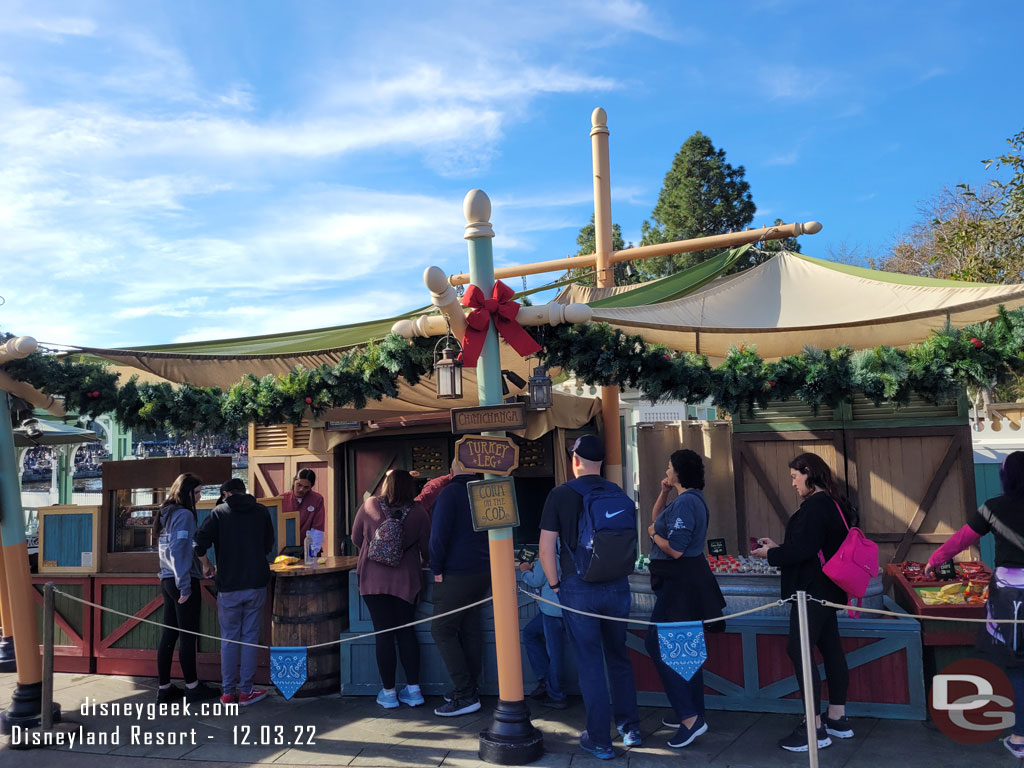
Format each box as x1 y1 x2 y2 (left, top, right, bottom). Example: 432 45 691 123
527 364 553 410
434 334 464 400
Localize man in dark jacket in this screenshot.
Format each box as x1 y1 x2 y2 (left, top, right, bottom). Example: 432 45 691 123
195 479 275 707
429 465 490 717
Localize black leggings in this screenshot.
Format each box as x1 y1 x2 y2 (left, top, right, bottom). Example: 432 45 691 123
786 601 849 715
157 578 202 686
363 594 420 690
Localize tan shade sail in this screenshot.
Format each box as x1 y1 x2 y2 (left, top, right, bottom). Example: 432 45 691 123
590 252 1024 360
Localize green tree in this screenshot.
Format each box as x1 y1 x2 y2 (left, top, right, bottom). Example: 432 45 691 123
639 131 756 276
567 214 641 286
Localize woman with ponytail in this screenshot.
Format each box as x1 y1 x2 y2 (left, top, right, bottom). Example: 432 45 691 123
155 473 219 703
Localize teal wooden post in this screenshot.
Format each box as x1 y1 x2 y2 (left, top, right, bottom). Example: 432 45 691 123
0 390 57 730
464 190 543 764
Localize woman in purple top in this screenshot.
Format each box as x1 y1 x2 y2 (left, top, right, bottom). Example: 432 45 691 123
351 469 431 709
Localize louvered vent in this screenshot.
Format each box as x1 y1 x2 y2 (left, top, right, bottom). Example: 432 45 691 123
253 425 290 451
850 394 959 421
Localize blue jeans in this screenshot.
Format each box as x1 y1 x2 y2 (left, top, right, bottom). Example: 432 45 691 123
1006 666 1024 737
523 612 566 701
218 587 266 694
559 574 639 747
644 590 705 720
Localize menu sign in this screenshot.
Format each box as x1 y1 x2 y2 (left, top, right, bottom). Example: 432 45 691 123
455 435 520 476
707 538 728 556
467 478 520 531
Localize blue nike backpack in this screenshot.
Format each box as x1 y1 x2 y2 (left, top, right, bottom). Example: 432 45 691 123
568 478 638 582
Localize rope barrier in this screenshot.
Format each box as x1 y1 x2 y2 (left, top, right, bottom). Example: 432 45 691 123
812 596 1024 624
518 587 794 625
51 587 493 650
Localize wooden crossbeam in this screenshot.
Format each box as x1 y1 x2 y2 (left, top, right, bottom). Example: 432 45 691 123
738 443 792 528
892 438 961 563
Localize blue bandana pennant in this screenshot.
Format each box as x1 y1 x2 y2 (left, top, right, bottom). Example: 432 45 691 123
656 621 706 681
270 646 307 700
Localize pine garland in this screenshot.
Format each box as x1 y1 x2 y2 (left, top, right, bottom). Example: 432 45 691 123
4 306 1024 435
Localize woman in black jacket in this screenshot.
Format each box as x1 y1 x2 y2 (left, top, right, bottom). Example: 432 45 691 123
752 453 855 753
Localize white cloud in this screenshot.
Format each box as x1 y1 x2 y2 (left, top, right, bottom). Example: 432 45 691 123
758 64 830 102
0 12 97 40
765 151 799 166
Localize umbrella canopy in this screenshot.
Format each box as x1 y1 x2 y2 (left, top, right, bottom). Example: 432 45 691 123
14 419 101 448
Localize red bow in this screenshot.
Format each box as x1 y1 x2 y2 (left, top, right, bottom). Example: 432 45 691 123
460 280 541 367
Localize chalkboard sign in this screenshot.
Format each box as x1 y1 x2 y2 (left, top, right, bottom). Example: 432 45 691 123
936 560 957 580
708 538 727 557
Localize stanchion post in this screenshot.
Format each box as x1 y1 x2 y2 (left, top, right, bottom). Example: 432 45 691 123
466 190 544 765
41 582 54 731
796 591 819 768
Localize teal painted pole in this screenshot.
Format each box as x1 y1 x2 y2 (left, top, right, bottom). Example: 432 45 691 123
464 189 542 764
0 394 26 549
465 192 502 407
0 336 58 730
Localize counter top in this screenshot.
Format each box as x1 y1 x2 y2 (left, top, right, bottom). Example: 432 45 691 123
270 555 359 577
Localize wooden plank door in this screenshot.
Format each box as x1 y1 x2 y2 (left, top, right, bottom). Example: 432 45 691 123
733 431 845 555
845 426 976 564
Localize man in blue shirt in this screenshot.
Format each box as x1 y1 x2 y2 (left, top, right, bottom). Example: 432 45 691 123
539 435 641 759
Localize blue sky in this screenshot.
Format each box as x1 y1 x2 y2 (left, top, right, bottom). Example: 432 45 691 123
1 0 1022 348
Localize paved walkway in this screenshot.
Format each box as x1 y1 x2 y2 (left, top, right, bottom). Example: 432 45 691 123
0 672 1018 767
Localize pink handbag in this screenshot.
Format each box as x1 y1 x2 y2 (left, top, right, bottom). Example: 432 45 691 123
819 502 879 618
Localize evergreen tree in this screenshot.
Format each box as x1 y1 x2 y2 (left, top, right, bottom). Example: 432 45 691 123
639 131 756 275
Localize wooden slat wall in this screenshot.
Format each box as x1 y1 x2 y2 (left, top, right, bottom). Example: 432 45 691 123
637 422 736 554
847 427 976 564
734 434 842 555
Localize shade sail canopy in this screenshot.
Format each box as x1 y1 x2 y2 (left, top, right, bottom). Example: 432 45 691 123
555 245 748 307
14 419 101 448
589 252 1024 360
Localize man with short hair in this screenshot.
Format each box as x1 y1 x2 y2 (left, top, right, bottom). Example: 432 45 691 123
195 478 275 707
539 435 641 759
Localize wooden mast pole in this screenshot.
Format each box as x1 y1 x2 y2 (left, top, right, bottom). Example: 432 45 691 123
590 108 623 486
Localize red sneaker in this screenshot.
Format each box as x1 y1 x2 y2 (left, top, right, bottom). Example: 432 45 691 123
238 688 267 706
220 693 238 705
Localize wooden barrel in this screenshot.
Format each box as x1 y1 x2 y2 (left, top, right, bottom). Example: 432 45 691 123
271 570 349 697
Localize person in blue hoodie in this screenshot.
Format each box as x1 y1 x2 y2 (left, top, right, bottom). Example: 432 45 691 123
156 473 219 703
429 463 490 717
519 547 568 709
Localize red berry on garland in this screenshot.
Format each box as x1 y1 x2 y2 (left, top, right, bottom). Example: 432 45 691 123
304 397 313 404
663 354 670 361
970 337 983 349
769 380 777 388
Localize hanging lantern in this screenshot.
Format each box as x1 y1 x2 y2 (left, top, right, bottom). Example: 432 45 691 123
527 364 553 410
434 335 464 400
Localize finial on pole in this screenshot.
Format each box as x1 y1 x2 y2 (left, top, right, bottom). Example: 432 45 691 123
796 221 823 235
590 107 608 136
463 189 494 239
0 336 37 363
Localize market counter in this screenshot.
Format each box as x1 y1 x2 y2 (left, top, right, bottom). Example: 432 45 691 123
270 555 358 697
340 567 924 719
